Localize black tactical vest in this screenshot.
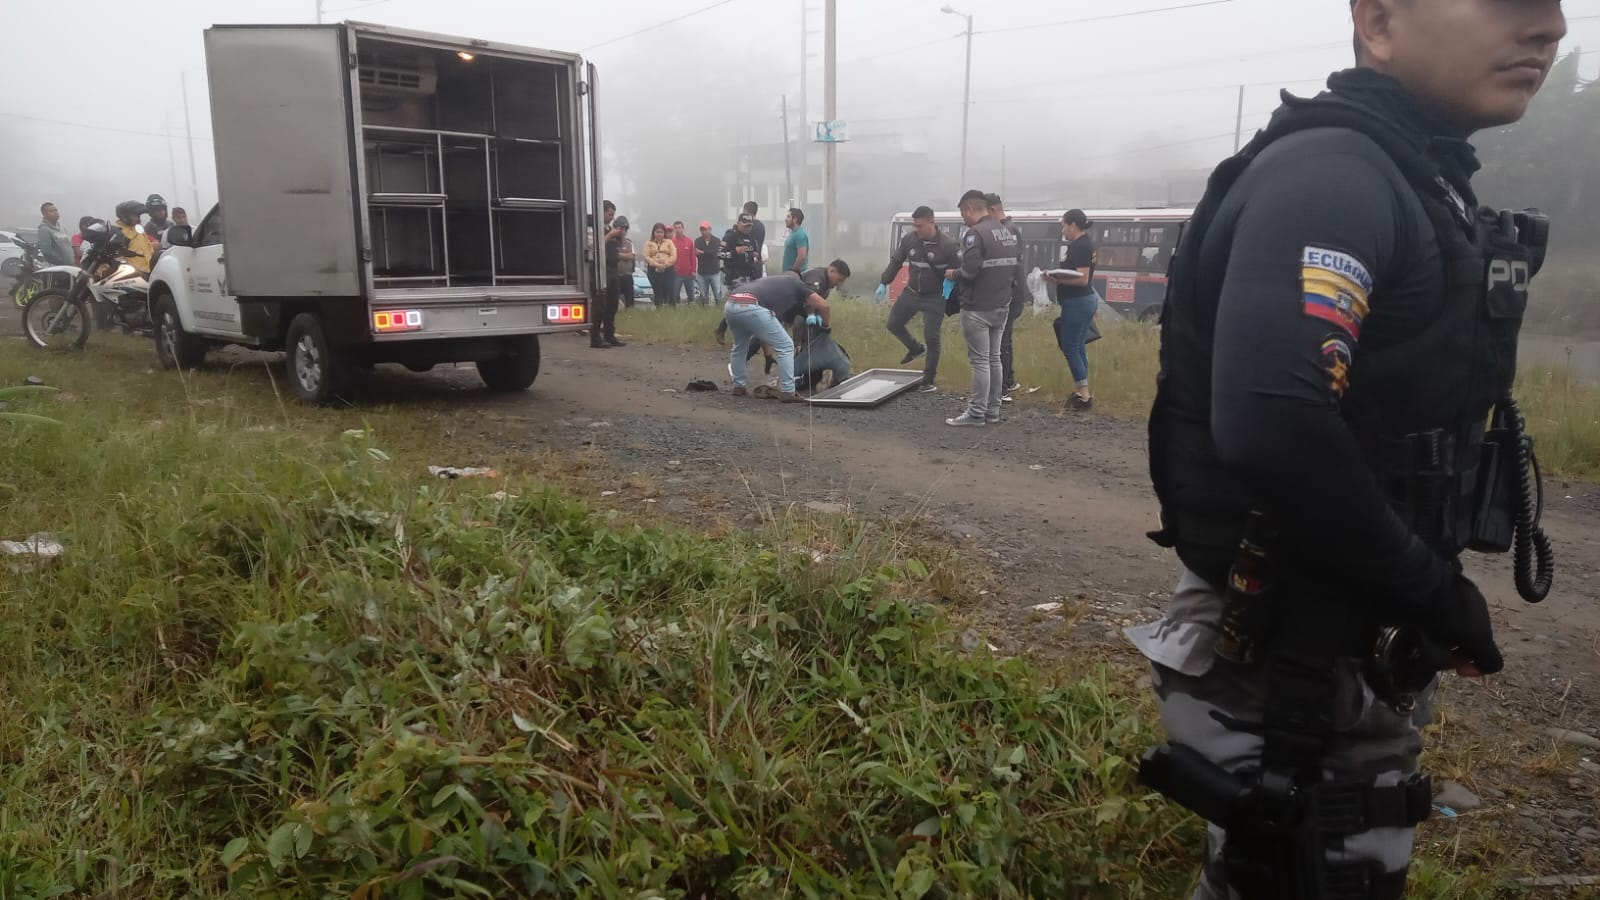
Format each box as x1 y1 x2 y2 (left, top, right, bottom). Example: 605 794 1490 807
1147 91 1544 591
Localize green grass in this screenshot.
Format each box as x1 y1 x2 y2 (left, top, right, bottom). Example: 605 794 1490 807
622 299 1600 479
0 340 1525 897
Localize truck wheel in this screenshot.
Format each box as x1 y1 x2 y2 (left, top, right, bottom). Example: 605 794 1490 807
154 296 208 370
285 312 348 404
476 335 541 392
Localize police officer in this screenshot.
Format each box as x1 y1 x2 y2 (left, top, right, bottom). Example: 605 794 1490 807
986 194 1030 403
714 215 765 345
946 189 1019 427
1129 2 1567 898
878 205 961 392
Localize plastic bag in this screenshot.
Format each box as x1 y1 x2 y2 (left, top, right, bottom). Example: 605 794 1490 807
1026 268 1054 314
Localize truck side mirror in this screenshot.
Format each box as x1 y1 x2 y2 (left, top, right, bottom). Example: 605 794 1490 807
165 225 194 247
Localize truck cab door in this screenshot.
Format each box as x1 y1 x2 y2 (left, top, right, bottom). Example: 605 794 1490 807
186 207 244 337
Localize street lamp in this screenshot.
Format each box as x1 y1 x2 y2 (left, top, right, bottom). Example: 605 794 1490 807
942 4 973 191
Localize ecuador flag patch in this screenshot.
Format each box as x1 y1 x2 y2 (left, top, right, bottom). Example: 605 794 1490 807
1301 246 1372 339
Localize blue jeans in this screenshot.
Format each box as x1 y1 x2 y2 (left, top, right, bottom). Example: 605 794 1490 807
676 274 698 303
725 302 795 392
1054 291 1099 387
696 273 724 304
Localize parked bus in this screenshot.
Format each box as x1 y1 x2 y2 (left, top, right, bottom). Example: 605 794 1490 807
886 207 1191 320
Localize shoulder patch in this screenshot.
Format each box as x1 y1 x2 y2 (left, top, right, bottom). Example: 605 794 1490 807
1320 334 1353 399
964 231 978 248
1301 245 1372 339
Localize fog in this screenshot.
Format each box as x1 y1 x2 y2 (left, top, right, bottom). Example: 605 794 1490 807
3 0 1598 258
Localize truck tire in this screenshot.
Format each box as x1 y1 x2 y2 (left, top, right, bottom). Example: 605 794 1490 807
286 312 349 404
154 295 208 370
476 335 541 392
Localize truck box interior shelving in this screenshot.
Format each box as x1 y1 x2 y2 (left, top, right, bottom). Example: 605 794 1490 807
355 37 577 288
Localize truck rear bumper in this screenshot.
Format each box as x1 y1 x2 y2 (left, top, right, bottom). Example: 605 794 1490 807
368 296 588 341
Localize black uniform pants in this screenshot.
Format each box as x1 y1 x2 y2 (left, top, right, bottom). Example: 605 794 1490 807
593 277 622 344
1000 297 1025 389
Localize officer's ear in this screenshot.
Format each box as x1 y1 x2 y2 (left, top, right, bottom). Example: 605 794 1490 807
1351 0 1402 68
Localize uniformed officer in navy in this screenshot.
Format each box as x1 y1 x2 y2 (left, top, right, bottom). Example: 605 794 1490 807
877 205 962 392
1129 1 1567 898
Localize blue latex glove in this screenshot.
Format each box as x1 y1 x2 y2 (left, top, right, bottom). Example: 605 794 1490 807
942 277 956 300
805 313 823 327
874 283 888 301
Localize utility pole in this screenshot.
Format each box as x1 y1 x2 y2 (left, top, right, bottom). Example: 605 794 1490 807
943 5 973 191
1233 83 1245 152
1000 144 1006 198
165 113 182 210
823 0 837 262
315 0 322 23
799 0 809 208
181 71 202 214
780 95 794 205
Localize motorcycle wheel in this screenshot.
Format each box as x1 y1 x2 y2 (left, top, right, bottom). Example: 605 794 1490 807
13 278 41 309
22 289 92 351
0 257 21 278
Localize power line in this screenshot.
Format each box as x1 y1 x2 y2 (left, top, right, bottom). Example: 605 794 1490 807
1 111 212 142
975 0 1236 35
324 0 397 13
580 0 742 52
972 41 1347 98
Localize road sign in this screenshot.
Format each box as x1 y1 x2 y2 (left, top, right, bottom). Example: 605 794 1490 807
813 120 848 143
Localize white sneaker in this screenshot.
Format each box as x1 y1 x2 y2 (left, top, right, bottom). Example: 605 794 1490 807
917 383 939 393
945 413 986 427
1001 393 1014 403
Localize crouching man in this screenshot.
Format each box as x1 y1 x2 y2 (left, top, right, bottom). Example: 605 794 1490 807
725 274 832 402
793 315 853 393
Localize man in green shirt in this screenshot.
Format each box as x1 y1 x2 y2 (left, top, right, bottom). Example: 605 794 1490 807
781 207 809 273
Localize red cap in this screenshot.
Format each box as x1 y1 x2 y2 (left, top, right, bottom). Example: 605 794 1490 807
699 220 712 229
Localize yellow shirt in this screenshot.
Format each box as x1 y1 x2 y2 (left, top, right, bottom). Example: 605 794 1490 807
118 222 155 274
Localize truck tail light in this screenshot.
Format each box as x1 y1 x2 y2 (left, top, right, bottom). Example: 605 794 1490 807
374 309 423 333
546 303 586 323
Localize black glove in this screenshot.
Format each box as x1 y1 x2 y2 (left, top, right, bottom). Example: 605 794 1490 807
1417 574 1504 675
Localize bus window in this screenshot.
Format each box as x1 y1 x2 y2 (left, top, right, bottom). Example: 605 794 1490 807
1145 224 1178 247
1099 245 1141 269
892 223 910 245
1140 246 1172 271
1019 222 1059 243
1100 225 1145 244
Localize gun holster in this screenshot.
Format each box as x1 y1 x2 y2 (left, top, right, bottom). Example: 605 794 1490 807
1468 408 1520 554
1138 658 1431 900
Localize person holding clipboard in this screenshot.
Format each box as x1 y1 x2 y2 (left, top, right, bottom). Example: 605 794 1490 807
1042 209 1099 410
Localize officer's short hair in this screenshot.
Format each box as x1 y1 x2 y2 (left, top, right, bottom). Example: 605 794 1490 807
912 205 935 220
743 201 759 215
789 207 805 225
983 193 1002 208
1063 209 1092 229
829 259 851 279
958 190 988 213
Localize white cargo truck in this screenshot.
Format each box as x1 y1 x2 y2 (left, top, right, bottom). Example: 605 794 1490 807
149 22 604 402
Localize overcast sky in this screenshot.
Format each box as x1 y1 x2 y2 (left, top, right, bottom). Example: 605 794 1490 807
2 0 1597 226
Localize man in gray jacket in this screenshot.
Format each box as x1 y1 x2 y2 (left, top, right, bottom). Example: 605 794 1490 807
877 205 961 391
947 190 1019 427
36 202 74 266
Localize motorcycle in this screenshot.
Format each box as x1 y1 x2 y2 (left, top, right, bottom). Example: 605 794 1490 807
22 222 152 351
8 237 74 309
